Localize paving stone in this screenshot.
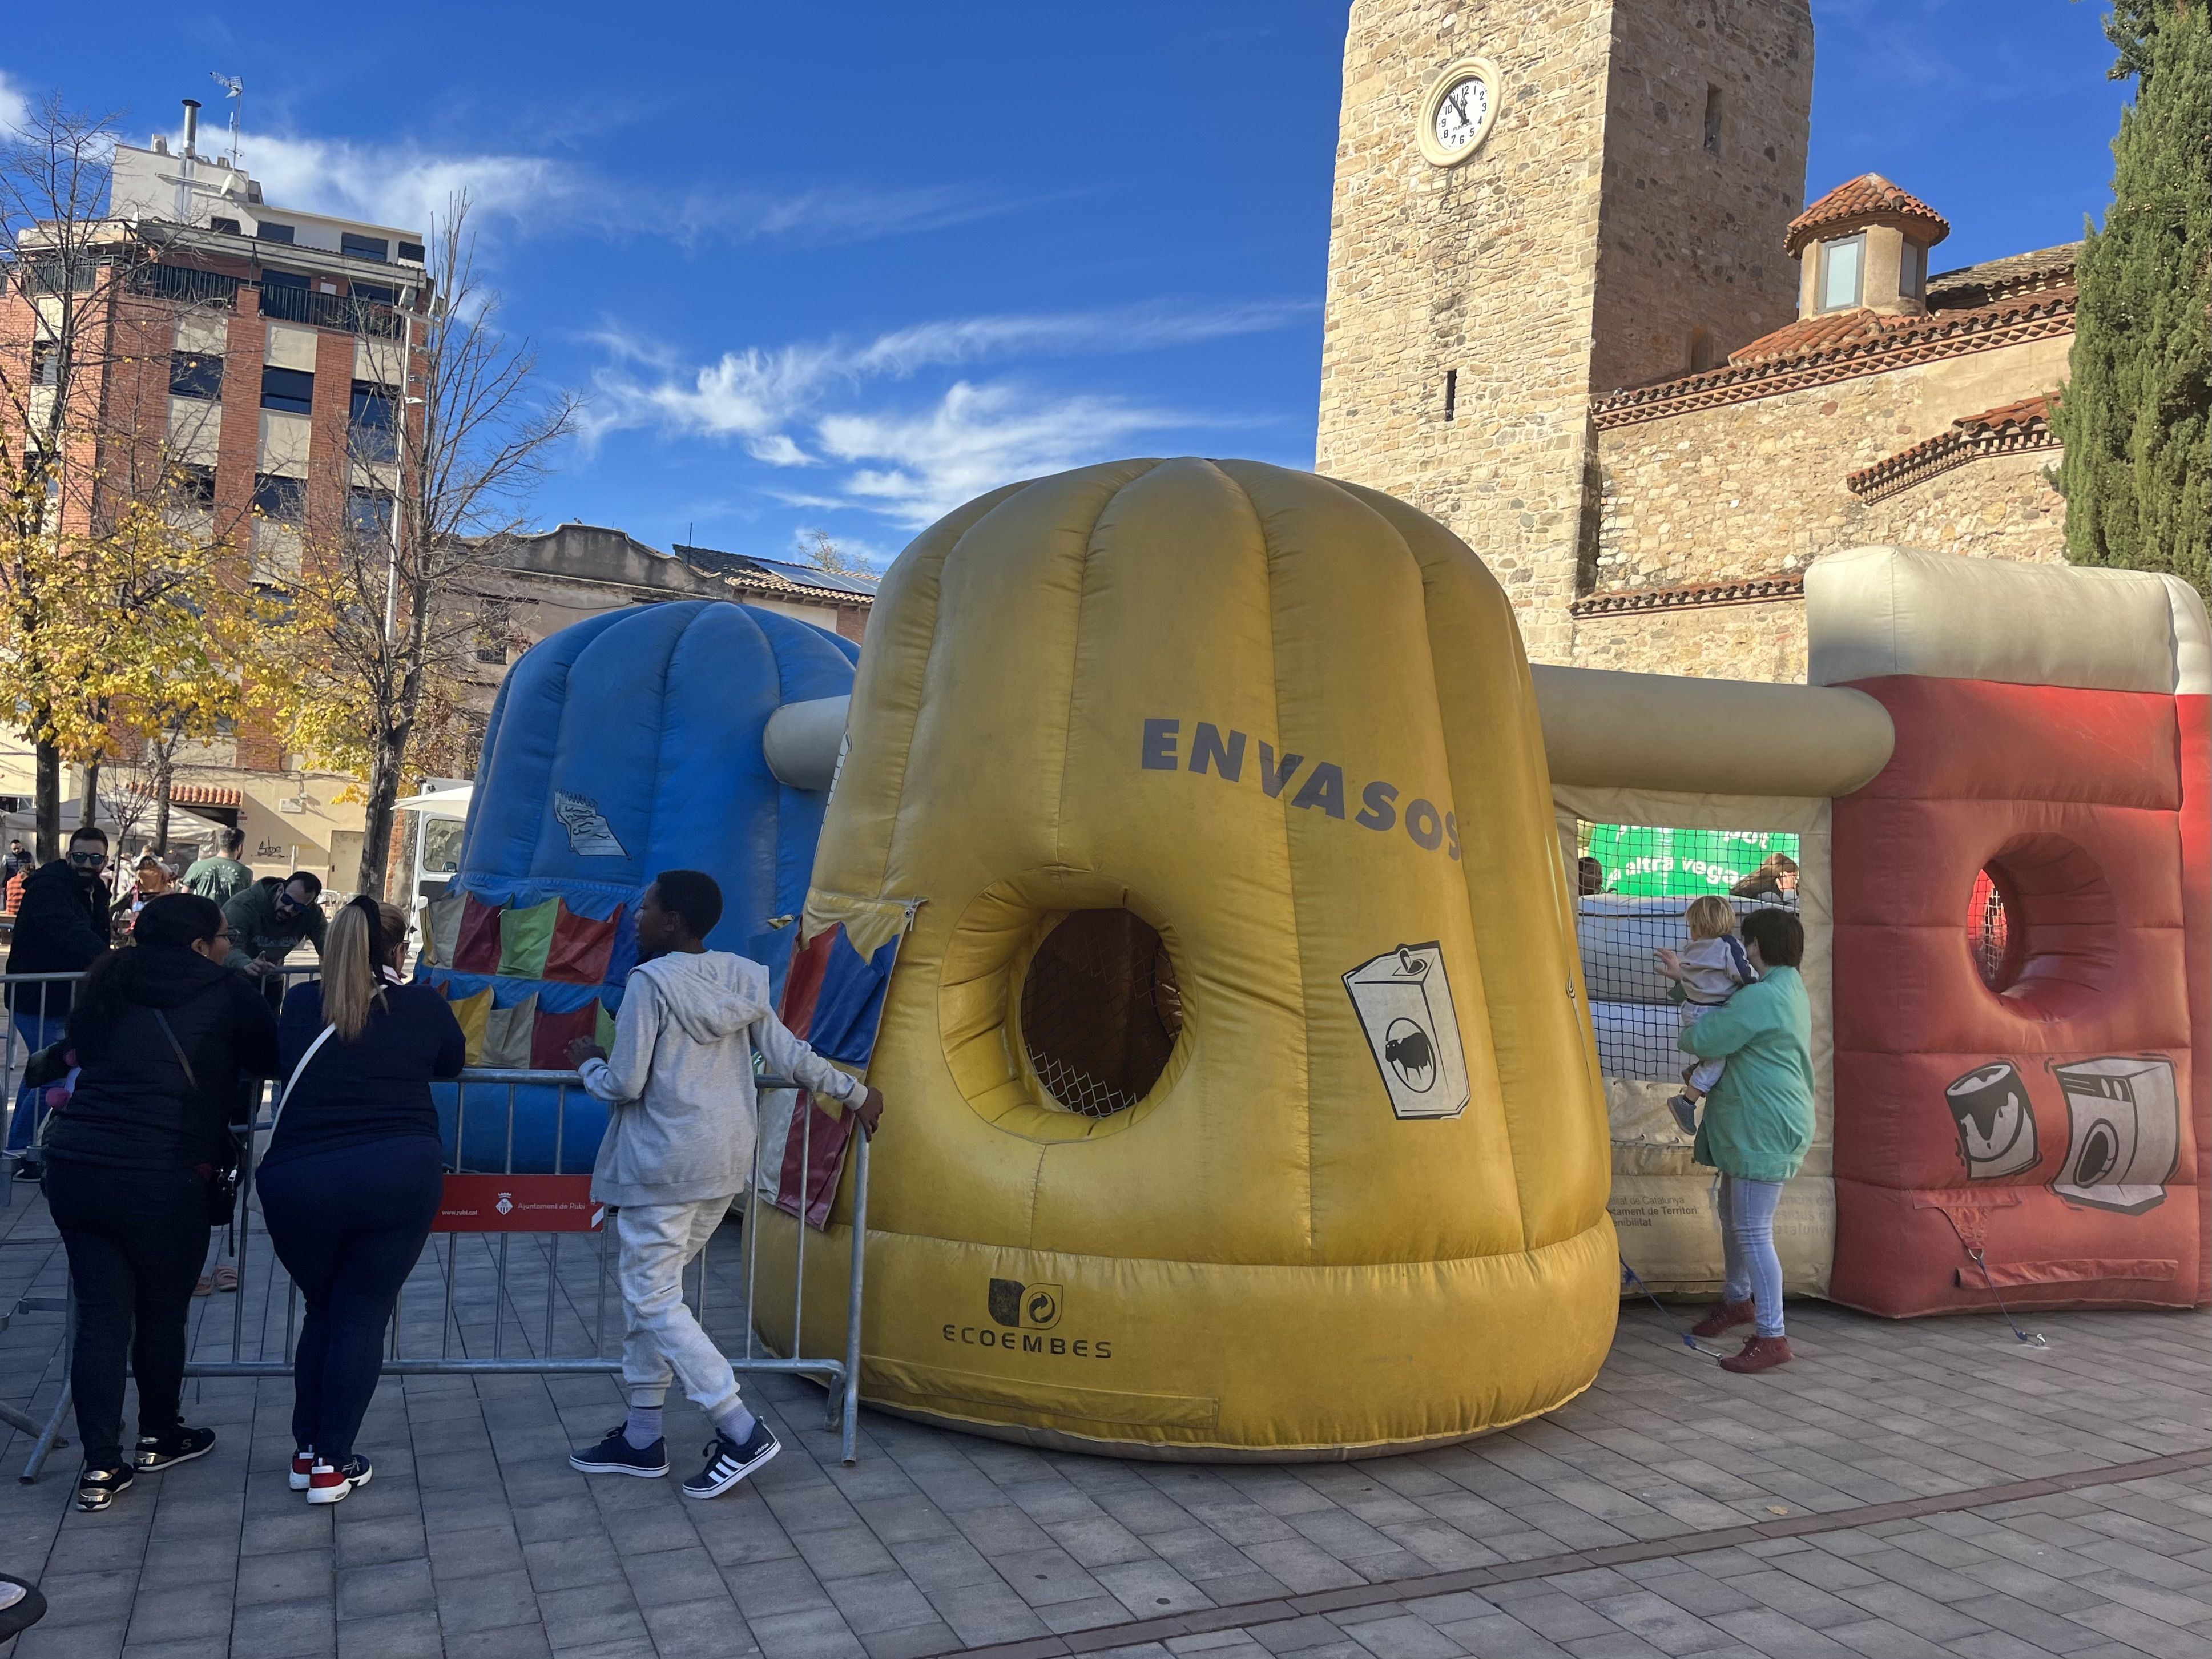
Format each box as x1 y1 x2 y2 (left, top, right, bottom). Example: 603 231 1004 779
122 1581 239 1644
743 1606 868 1659
227 1597 339 1659
336 1559 436 1621
335 1611 446 1659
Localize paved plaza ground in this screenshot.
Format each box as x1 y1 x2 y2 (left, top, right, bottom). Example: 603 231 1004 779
1 1181 2207 1659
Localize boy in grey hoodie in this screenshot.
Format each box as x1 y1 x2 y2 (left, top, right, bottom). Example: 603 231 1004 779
566 871 883 1498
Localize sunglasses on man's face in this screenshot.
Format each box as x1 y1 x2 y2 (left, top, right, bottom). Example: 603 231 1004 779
69 851 107 870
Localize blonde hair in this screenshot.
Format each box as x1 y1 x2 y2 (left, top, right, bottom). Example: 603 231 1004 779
1684 895 1736 941
322 901 409 1042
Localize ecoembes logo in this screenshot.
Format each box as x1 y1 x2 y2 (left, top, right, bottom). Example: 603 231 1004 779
942 1278 1113 1359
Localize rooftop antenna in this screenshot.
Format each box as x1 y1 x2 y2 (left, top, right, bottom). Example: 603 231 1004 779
209 73 243 166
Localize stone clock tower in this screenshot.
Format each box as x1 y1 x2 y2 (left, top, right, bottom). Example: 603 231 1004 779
1316 0 1813 661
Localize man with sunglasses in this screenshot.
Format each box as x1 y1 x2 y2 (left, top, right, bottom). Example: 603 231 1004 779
5 827 116 1166
221 872 327 1008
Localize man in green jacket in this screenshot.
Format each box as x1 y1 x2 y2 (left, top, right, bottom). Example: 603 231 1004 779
1662 907 1814 1374
183 827 255 907
223 872 328 1007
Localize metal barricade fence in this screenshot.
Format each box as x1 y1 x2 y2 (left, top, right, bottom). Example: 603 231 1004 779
1 967 869 1483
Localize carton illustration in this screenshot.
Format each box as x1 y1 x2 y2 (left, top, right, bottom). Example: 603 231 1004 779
1343 941 1472 1120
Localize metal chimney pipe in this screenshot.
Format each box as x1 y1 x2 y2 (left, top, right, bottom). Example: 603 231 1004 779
180 99 200 157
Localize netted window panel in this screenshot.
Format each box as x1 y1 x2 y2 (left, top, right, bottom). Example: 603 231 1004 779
1021 909 1182 1117
1576 823 1802 1082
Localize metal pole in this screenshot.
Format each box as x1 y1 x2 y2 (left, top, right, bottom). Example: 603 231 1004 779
839 1131 870 1465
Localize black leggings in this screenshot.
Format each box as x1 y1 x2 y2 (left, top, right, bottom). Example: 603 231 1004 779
259 1137 442 1465
43 1158 211 1469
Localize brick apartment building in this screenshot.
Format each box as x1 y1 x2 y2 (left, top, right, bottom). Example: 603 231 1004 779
3 100 872 891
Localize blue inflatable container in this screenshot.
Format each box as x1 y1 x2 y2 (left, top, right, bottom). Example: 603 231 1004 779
417 601 859 1173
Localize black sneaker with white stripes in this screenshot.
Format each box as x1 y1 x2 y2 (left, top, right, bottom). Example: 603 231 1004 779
682 1420 779 1500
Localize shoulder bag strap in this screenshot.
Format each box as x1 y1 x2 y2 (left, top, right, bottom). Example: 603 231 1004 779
268 1023 340 1141
150 1009 201 1096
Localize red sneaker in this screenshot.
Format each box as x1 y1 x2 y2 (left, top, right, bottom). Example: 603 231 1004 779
307 1456 372 1505
289 1451 313 1492
1690 1298 1755 1339
1719 1335 1794 1374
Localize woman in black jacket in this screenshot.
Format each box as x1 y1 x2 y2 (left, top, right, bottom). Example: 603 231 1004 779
260 897 465 1504
43 893 280 1512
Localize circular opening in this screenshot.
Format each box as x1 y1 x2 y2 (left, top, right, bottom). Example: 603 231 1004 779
1019 909 1182 1118
1967 867 2021 992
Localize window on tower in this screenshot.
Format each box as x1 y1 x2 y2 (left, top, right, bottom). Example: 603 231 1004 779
1688 328 1715 373
1901 239 1928 300
1443 368 1458 422
1816 233 1866 312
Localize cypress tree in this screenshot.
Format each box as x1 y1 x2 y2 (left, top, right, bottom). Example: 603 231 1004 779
2052 1 2211 596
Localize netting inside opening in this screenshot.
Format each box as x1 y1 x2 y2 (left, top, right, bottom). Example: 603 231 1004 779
1968 868 2016 991
1020 909 1182 1118
1575 823 1801 1082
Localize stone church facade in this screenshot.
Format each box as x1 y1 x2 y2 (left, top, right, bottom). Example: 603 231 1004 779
1317 0 2074 681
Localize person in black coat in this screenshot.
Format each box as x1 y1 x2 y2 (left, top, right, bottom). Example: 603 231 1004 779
260 897 465 1505
43 893 280 1511
6 826 116 1164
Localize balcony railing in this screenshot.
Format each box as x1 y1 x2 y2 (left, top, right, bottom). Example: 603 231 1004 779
255 282 406 339
124 263 241 307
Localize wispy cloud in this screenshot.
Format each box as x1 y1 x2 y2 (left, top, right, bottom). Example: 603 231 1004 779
0 68 31 132
207 128 573 234
817 382 1184 528
674 181 1042 247
585 297 1310 446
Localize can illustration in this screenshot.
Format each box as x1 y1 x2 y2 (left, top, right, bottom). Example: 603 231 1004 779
1342 941 1472 1120
1943 1061 2039 1180
2050 1056 2181 1215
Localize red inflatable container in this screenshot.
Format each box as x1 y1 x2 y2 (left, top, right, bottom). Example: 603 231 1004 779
1814 549 2210 1314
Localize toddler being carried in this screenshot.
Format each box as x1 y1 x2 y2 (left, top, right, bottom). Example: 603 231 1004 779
1653 895 1757 1137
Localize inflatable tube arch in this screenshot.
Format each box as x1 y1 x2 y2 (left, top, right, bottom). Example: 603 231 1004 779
1815 549 2211 1314
420 600 858 1172
762 457 1617 1460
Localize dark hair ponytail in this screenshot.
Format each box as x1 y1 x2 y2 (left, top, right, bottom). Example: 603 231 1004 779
65 892 225 1054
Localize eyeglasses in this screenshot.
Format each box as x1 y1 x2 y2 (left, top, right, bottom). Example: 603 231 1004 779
67 851 107 870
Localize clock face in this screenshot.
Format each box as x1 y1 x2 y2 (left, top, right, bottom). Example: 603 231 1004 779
1433 76 1489 154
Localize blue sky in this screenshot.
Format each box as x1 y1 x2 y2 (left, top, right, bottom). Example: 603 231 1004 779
3 2 2132 570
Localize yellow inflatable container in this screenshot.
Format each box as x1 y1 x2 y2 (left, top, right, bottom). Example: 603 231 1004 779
760 458 1617 1458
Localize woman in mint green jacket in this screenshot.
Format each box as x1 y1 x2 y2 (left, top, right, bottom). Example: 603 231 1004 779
1666 907 1814 1374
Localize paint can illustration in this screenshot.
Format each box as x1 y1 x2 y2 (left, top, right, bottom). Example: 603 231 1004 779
1342 941 1471 1120
1943 1061 2038 1180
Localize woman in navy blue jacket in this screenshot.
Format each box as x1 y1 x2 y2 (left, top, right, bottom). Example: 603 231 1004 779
259 897 465 1504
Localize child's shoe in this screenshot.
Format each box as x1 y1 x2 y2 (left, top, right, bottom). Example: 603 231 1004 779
134 1424 216 1469
570 1427 670 1478
1667 1094 1699 1137
682 1421 779 1500
289 1450 315 1491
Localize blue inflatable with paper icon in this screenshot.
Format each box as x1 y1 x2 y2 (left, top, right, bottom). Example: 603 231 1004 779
416 599 860 1173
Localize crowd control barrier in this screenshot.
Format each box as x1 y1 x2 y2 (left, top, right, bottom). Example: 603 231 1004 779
2 972 869 1479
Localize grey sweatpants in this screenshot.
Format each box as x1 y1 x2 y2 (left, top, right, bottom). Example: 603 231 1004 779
615 1198 742 1416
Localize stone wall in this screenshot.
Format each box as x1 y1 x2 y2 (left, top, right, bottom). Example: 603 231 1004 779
1316 1 1814 663
1586 332 2070 601
1570 597 1808 680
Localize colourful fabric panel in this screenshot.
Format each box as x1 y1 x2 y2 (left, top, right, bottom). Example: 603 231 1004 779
453 896 505 975
530 1002 597 1072
545 902 621 985
424 892 467 969
595 1001 617 1052
497 897 559 981
446 984 492 1066
481 993 538 1070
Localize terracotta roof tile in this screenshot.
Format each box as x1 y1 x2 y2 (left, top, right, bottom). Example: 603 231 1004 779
1786 173 1950 255
1594 276 2075 429
1927 244 2079 308
1846 396 2058 502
